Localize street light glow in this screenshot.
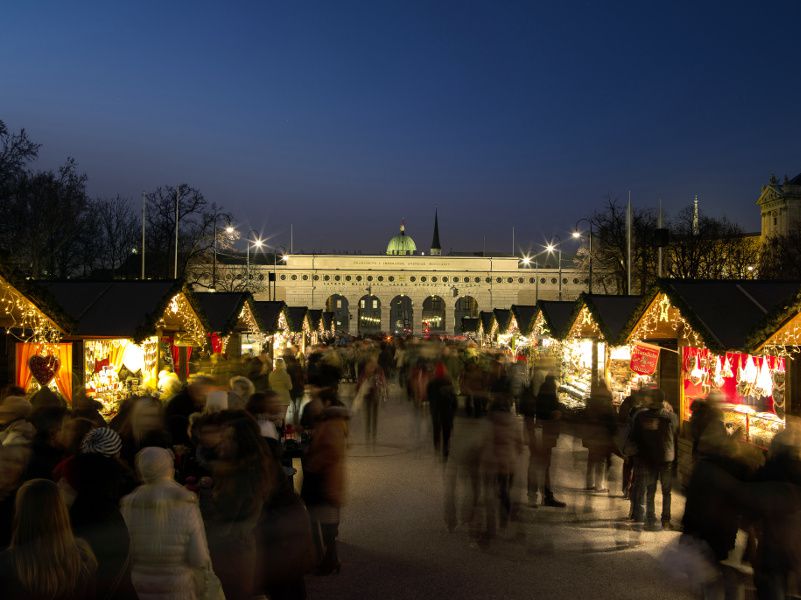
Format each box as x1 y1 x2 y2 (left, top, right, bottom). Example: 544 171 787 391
521 255 531 266
252 238 264 249
545 243 556 253
225 225 235 234
572 231 581 239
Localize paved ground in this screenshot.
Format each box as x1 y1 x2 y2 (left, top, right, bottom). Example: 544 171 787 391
305 384 696 600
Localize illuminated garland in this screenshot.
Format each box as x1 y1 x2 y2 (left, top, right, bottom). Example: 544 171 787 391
0 277 62 344
628 292 704 348
565 305 602 341
157 293 208 347
758 312 801 357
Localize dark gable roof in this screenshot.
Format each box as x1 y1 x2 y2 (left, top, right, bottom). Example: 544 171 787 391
32 280 188 339
461 317 480 333
285 306 308 333
307 309 323 331
511 305 536 335
194 292 252 336
788 172 801 185
580 294 642 345
657 280 801 353
479 311 495 333
252 301 286 334
493 309 512 333
536 300 575 339
322 311 335 331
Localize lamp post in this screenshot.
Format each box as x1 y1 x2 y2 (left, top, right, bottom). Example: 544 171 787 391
245 232 264 290
572 218 594 294
545 240 563 301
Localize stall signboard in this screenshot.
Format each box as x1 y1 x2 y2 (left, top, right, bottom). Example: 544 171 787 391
630 342 660 375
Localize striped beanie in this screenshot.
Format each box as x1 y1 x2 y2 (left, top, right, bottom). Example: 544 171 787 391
80 427 123 458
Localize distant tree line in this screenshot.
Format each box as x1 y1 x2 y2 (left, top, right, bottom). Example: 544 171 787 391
0 120 242 283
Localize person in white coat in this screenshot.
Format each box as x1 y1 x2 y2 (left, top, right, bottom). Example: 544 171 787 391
121 447 216 600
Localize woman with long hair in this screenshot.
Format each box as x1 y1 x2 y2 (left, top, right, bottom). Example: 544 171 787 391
204 414 278 599
0 478 97 599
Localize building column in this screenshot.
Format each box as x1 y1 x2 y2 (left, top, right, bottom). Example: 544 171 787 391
446 301 456 335
413 303 424 336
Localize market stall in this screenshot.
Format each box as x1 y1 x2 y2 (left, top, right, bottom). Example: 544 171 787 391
194 291 263 357
460 316 481 341
528 300 577 395
560 294 643 409
478 311 496 347
321 311 336 342
626 280 801 450
0 271 69 398
285 306 310 355
253 300 288 364
33 280 209 414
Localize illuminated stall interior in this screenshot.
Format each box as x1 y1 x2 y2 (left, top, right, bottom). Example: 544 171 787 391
510 304 537 357
561 294 643 407
285 307 311 355
194 292 263 357
627 280 801 448
33 280 208 415
307 309 335 346
460 317 481 341
0 272 69 400
322 311 336 341
493 309 514 350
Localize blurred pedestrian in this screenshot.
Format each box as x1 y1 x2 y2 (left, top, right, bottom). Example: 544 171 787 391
269 358 294 419
428 361 457 460
583 381 616 493
228 375 255 411
121 447 218 600
355 357 386 448
527 376 566 508
0 478 97 599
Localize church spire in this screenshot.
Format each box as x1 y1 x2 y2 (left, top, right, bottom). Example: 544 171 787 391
430 210 442 256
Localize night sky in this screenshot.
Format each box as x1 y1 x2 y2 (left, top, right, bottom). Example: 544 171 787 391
4 1 801 254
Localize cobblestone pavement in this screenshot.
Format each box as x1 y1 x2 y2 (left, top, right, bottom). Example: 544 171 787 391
305 384 695 600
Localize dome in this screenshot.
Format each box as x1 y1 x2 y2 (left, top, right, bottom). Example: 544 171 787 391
386 224 417 255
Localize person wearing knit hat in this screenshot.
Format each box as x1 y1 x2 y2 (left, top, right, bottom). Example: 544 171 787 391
135 447 175 483
204 390 228 414
80 427 123 458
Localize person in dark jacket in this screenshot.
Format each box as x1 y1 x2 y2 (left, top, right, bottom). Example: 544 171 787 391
583 382 616 493
427 362 458 460
525 376 566 508
617 389 645 498
24 406 68 481
629 388 678 529
164 377 213 447
688 390 727 460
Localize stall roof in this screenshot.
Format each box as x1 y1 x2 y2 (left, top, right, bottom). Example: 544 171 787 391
32 280 199 339
493 309 513 334
0 267 70 335
511 305 537 335
322 311 335 332
252 301 286 334
461 317 480 333
577 294 642 345
193 292 254 336
631 280 801 353
307 309 323 331
285 307 309 333
535 300 575 339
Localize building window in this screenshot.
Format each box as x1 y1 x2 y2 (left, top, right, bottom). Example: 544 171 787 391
573 278 579 284
507 277 513 283
280 274 286 280
360 299 365 308
259 274 265 281
421 276 427 282
540 277 546 284
475 277 480 283
372 299 378 309
291 274 297 280
442 276 448 282
563 278 568 284
496 277 502 283
345 275 351 281
324 275 330 281
367 276 373 282
485 277 491 283
377 276 384 282
356 275 362 281
551 278 557 284
389 276 395 282
334 275 341 281
410 276 416 282
313 275 319 281
337 299 342 308
453 277 459 283
431 277 437 282
302 275 308 281
529 277 535 284
518 277 523 283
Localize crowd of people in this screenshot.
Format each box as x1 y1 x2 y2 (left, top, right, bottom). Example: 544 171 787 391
0 336 799 599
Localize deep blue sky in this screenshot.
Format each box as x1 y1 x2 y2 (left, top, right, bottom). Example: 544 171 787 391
3 1 801 254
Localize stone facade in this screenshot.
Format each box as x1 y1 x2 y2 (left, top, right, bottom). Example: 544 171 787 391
758 173 801 238
244 253 586 335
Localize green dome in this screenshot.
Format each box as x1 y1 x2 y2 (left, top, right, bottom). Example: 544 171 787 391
386 224 416 255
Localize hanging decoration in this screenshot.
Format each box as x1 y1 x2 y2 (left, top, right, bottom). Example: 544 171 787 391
29 354 60 386
629 292 704 348
630 342 660 376
0 277 63 344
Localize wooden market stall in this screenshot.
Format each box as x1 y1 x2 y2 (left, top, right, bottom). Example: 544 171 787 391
0 270 69 398
321 311 336 341
460 316 481 341
252 300 288 364
285 306 311 355
560 294 642 408
528 300 576 392
193 291 262 358
32 280 209 414
478 311 496 347
625 279 801 453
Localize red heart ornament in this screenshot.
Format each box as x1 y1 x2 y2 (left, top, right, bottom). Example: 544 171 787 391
29 354 60 386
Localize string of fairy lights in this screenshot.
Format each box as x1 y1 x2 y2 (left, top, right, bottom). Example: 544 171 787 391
628 293 704 349
0 278 62 344
157 294 208 348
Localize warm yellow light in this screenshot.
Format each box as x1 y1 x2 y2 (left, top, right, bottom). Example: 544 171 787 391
545 243 556 253
225 226 235 234
521 256 531 266
252 238 264 249
572 231 581 239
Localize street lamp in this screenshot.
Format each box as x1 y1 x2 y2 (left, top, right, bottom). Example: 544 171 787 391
545 239 563 300
246 232 264 288
573 218 594 294
211 218 236 291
